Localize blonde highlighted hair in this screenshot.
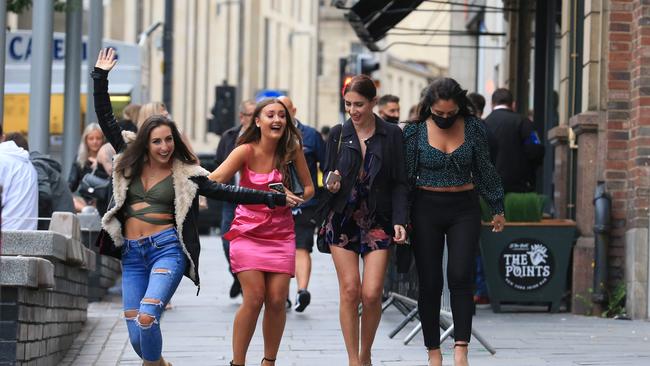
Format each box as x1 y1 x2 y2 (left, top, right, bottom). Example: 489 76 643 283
137 102 167 128
77 123 105 166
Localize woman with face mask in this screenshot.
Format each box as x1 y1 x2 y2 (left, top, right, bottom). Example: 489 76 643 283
92 48 286 366
403 77 505 366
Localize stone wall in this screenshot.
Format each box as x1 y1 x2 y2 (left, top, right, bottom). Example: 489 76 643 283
77 212 121 302
0 214 95 365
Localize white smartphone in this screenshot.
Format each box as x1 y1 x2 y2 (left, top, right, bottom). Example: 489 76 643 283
325 171 341 186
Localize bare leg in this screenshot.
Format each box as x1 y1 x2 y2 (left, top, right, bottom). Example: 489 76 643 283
331 246 362 366
261 273 291 364
295 248 312 290
454 342 469 366
232 271 266 365
428 348 443 366
359 249 389 365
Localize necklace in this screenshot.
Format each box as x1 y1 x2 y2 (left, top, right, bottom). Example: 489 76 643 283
356 127 375 141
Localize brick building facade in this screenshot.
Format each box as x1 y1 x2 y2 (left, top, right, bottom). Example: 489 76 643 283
551 0 650 318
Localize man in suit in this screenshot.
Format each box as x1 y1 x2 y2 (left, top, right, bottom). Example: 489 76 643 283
215 99 256 298
485 88 544 193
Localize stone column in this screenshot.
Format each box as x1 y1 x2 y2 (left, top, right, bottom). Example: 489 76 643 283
569 112 600 315
548 126 571 219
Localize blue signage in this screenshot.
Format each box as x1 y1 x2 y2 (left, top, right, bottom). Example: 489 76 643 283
7 33 119 62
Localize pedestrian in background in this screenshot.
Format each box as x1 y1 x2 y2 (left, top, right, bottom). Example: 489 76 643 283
403 77 505 366
322 75 408 366
215 99 257 299
209 98 313 366
93 48 285 366
0 125 39 230
320 125 331 141
3 132 74 229
408 104 419 120
377 94 400 124
484 88 544 193
467 92 498 164
467 92 498 308
278 95 325 312
68 122 109 212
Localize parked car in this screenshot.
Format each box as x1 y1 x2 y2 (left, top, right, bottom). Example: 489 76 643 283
197 152 222 235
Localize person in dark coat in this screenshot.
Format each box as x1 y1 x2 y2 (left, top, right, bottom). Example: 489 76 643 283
214 99 256 299
468 92 498 164
484 88 544 193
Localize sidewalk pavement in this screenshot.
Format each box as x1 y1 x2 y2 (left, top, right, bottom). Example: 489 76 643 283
62 235 650 366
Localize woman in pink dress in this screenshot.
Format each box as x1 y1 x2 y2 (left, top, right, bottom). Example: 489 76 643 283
209 98 314 366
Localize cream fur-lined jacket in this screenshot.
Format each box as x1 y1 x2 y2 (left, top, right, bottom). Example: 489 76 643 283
92 67 285 289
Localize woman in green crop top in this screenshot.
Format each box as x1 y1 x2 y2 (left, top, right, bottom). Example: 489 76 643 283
93 49 286 366
403 78 505 366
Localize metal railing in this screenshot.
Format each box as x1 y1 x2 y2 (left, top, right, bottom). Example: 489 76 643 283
382 243 496 354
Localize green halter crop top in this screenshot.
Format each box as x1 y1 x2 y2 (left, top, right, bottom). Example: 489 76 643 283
124 174 175 225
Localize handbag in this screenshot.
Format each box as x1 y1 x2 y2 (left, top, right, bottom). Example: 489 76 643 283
94 192 121 259
286 160 304 196
312 126 344 254
315 218 330 254
396 121 423 272
79 172 111 201
96 228 122 259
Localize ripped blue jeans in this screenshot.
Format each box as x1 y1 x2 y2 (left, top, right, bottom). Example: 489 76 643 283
121 227 187 362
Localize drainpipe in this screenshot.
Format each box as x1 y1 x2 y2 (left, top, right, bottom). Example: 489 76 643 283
592 181 611 304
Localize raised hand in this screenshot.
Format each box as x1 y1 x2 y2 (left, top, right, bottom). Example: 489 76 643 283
95 48 117 72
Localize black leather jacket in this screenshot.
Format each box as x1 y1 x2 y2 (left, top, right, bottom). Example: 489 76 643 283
322 116 408 232
92 67 285 289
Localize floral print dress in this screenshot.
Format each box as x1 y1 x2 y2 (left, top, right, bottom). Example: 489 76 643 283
325 151 391 255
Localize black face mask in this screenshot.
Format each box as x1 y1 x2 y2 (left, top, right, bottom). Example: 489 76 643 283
383 115 399 124
431 113 457 129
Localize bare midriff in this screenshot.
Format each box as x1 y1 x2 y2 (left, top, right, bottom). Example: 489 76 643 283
418 183 475 193
124 210 175 239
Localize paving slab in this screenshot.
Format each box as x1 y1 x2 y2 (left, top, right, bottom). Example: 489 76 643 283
63 235 650 366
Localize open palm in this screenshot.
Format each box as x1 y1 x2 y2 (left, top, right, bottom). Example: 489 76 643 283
95 48 117 71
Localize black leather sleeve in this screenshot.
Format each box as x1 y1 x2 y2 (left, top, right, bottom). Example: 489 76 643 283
191 176 286 208
91 67 125 153
389 127 409 226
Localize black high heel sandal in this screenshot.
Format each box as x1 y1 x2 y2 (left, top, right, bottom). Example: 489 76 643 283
261 357 276 365
230 361 244 366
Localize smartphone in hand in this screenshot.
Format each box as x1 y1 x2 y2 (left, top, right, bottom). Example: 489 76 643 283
268 183 285 193
325 171 341 186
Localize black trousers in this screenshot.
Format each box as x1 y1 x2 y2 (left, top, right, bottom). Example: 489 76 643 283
410 189 481 349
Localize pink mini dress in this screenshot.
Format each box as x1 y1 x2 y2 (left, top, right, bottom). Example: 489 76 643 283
223 164 296 276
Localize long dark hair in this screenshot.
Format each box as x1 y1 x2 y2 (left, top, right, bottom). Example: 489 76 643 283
237 98 303 187
416 77 472 122
114 115 197 179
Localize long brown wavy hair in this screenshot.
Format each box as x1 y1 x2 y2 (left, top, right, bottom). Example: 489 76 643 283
237 98 303 187
114 115 198 179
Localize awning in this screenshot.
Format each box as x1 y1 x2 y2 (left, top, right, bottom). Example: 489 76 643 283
346 0 425 51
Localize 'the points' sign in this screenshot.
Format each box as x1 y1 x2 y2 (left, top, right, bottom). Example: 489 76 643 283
499 238 554 291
